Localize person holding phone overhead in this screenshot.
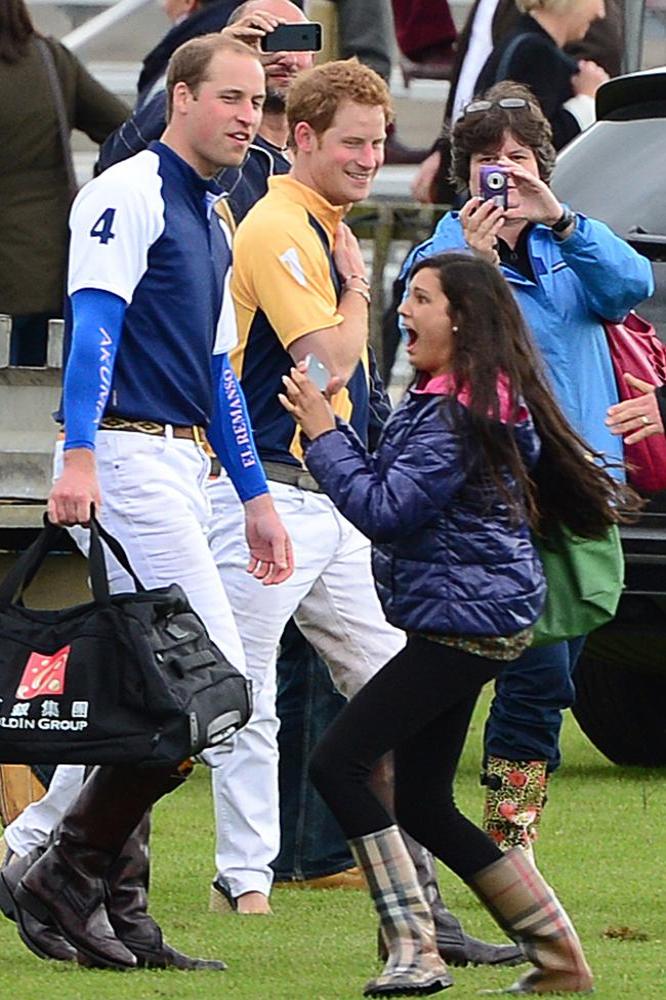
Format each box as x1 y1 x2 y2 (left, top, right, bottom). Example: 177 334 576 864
259 20 321 51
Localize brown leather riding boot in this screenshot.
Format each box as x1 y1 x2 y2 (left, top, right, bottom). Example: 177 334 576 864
16 764 187 970
100 811 226 970
0 846 77 962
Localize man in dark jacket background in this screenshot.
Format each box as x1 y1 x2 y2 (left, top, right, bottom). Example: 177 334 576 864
136 0 240 107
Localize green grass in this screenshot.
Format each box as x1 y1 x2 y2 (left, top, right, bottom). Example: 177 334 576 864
0 689 664 999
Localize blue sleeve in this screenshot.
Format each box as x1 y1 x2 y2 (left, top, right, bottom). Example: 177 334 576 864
63 288 126 450
400 236 436 282
207 352 268 502
95 91 167 173
304 409 467 543
557 215 655 321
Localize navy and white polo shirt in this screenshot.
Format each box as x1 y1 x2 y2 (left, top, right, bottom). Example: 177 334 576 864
65 140 236 427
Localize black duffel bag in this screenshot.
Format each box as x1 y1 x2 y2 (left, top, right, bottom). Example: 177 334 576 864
0 516 252 766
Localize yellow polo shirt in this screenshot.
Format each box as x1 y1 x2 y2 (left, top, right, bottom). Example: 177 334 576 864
231 174 370 466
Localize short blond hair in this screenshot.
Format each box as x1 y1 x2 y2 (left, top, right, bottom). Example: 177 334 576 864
286 58 393 145
166 34 259 119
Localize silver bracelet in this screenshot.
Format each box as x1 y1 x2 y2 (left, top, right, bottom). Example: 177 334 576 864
343 284 371 305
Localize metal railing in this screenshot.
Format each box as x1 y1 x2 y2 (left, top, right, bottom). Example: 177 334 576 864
60 0 151 51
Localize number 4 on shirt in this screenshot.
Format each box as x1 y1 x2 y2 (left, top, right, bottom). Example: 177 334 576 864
90 208 117 245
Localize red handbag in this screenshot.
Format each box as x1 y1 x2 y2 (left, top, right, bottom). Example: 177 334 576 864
604 312 666 493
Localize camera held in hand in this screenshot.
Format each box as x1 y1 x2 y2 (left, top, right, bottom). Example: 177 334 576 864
479 165 508 209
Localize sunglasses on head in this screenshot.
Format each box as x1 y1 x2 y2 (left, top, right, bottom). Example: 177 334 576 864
463 97 529 116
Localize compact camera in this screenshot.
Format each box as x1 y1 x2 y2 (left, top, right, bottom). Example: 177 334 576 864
479 165 508 209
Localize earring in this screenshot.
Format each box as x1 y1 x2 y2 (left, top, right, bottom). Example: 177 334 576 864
452 325 459 333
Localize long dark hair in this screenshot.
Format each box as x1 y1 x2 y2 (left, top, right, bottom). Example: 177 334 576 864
0 0 36 63
408 252 640 537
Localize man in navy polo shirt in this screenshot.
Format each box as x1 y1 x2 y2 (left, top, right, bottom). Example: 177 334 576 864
7 34 291 972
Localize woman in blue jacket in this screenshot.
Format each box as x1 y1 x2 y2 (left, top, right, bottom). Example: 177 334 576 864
279 252 632 997
401 82 655 865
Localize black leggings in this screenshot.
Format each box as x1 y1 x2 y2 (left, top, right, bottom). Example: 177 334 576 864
309 634 506 881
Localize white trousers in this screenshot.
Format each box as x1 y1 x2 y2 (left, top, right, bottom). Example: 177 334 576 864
5 432 246 857
207 474 405 897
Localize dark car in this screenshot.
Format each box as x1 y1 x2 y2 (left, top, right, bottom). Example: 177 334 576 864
551 68 666 766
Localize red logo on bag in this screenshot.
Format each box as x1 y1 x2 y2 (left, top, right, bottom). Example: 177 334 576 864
16 645 71 700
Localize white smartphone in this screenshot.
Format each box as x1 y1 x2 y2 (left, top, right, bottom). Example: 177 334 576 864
304 353 331 392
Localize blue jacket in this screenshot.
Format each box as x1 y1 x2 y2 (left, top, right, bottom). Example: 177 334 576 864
402 214 654 471
304 388 546 638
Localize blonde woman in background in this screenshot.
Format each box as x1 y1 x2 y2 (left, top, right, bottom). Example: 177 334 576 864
473 0 609 150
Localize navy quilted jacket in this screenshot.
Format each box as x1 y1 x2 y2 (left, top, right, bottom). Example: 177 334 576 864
304 388 546 638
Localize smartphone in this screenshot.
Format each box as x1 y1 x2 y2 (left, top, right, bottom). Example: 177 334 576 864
479 165 508 209
304 353 331 392
260 22 322 52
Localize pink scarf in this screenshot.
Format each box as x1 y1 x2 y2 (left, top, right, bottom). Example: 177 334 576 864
413 372 529 424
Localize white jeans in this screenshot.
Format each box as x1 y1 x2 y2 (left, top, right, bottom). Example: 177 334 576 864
5 431 245 857
207 473 405 897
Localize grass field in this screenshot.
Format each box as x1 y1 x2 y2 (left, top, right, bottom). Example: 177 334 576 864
0 689 664 999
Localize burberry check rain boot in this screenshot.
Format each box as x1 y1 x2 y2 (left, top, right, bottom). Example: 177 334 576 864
351 825 452 997
467 848 593 995
370 754 524 970
400 831 525 968
481 758 549 862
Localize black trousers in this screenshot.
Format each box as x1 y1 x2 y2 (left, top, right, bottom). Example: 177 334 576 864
309 634 506 881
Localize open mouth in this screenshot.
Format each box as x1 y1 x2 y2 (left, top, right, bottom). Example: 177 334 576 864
405 328 418 350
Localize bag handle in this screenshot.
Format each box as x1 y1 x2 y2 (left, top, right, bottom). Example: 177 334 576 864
0 514 146 609
493 33 532 85
34 37 78 204
89 516 146 595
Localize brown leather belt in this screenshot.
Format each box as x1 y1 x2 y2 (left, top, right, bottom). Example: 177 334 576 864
98 416 207 446
262 460 322 493
58 417 208 447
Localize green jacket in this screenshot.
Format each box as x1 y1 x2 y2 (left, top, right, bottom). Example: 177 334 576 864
0 35 128 316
